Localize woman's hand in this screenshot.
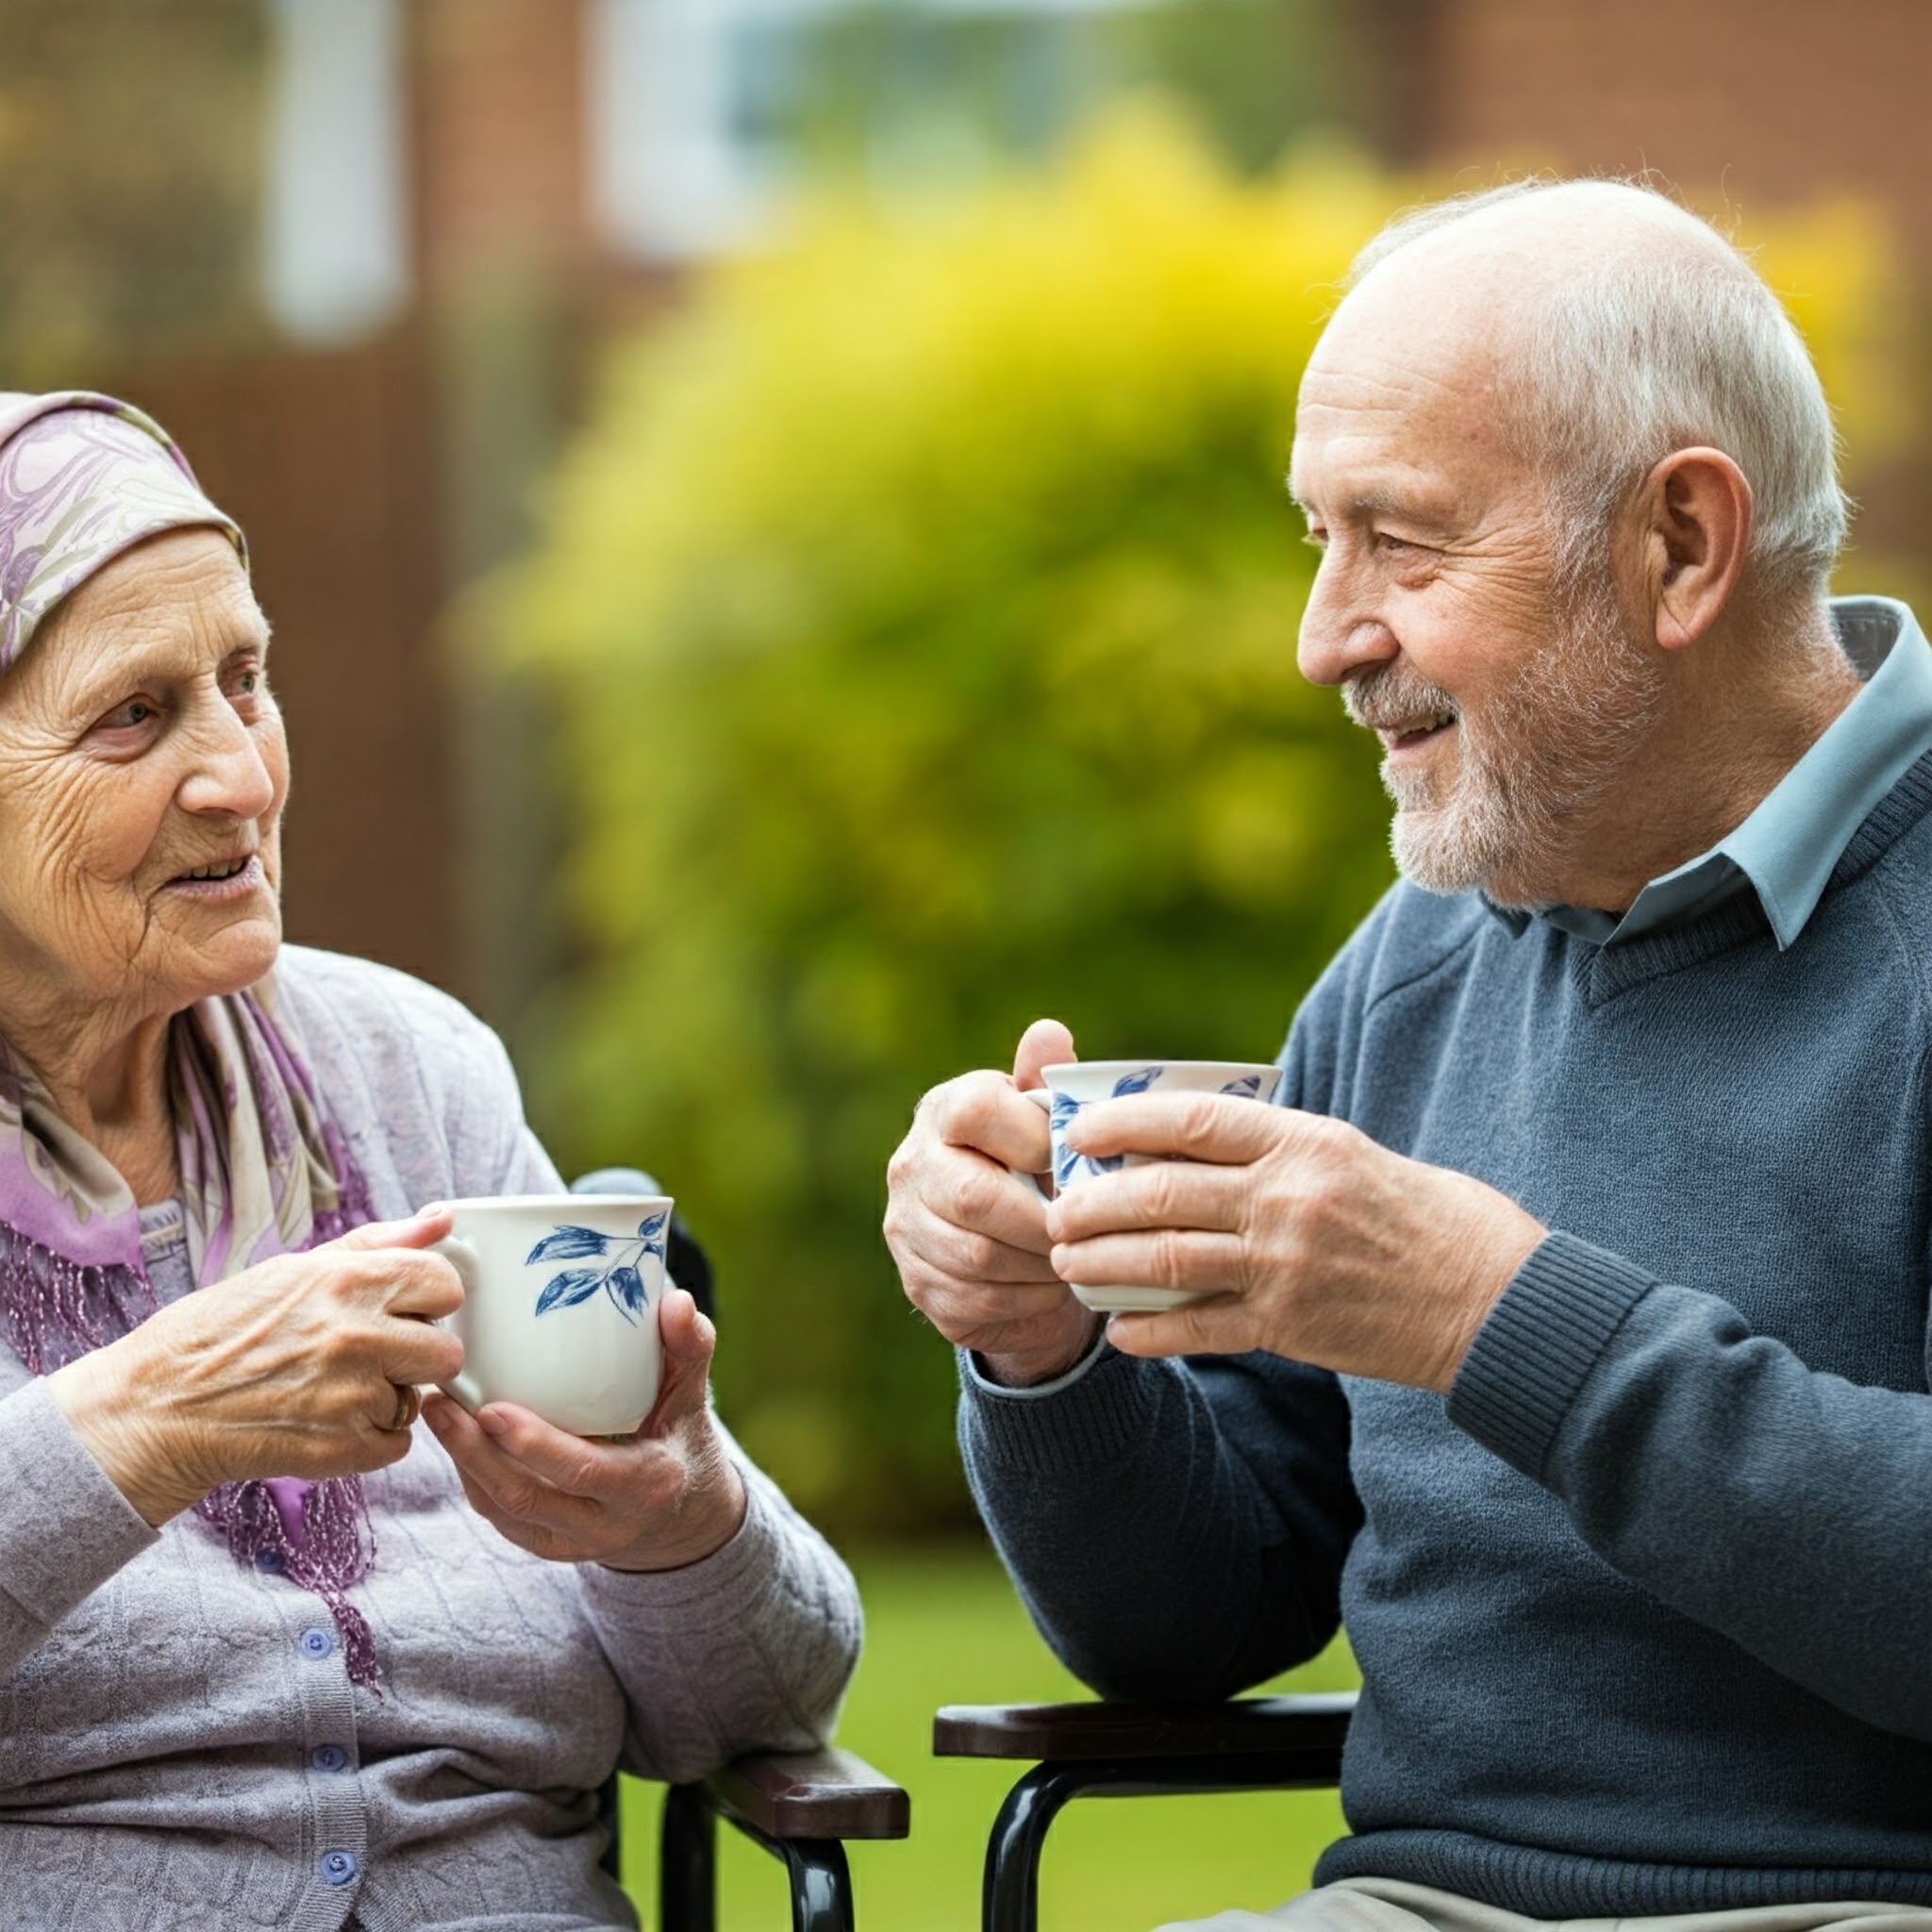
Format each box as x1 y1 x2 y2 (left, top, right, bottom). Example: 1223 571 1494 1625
46 1208 465 1525
422 1287 748 1573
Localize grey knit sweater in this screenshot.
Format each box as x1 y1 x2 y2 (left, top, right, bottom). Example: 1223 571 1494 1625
0 947 861 1932
962 753 1932 1915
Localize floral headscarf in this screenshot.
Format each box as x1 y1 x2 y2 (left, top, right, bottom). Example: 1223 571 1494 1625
0 392 385 1686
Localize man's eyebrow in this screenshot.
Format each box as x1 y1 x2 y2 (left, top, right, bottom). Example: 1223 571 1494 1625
1288 483 1455 526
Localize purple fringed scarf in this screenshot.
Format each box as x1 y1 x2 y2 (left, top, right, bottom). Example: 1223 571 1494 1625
0 989 387 1688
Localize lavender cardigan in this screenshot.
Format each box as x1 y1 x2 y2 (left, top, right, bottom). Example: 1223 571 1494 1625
0 947 862 1932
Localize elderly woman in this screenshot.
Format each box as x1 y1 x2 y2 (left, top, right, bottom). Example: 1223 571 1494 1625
0 392 859 1931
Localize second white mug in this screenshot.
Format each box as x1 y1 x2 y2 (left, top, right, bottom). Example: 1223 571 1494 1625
1019 1058 1283 1313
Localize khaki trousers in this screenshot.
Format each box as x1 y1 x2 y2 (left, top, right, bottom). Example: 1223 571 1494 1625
1156 1876 1932 1932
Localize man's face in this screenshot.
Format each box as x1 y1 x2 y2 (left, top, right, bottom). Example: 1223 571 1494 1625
1289 272 1662 908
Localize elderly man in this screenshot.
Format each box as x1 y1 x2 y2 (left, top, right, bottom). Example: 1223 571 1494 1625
884 177 1932 1930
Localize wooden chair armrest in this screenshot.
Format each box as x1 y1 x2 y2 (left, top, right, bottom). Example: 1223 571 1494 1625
932 1691 1357 1763
702 1745 911 1840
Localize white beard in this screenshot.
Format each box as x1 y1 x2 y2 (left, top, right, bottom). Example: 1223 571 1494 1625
1345 572 1666 905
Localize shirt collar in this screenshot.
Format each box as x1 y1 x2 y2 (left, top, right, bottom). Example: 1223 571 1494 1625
1535 597 1932 949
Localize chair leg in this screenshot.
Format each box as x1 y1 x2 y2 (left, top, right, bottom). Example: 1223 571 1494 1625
774 1838 857 1932
659 1783 717 1932
982 1764 1082 1932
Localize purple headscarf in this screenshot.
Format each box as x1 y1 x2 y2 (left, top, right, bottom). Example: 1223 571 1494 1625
0 392 386 1687
0 390 244 673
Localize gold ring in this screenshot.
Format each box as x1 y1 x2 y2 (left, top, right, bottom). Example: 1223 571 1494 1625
385 1383 423 1432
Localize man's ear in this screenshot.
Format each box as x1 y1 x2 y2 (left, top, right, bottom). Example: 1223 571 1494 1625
1636 446 1753 652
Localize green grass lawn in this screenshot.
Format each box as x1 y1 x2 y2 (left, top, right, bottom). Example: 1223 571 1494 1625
618 1542 1357 1930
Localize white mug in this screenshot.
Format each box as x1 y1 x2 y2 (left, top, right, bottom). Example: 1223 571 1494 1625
429 1194 674 1436
1016 1059 1283 1313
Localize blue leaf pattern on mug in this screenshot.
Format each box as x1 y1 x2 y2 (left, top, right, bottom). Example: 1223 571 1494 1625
532 1216 669 1324
1220 1074 1263 1099
1050 1068 1165 1185
608 1264 647 1317
1049 1092 1083 1190
526 1224 613 1263
535 1267 608 1316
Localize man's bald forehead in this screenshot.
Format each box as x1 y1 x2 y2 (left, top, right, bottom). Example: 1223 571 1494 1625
1336 181 1743 348
1353 179 1738 288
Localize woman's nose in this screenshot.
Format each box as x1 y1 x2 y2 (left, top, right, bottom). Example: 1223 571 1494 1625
177 708 278 820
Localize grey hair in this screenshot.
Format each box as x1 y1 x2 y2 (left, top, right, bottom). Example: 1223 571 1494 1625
1347 178 1851 609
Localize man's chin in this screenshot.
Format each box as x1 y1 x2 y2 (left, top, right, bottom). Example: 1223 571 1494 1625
1390 807 1496 899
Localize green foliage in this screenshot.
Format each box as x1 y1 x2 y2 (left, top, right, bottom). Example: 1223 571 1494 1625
499 111 1398 1534
496 113 1903 1537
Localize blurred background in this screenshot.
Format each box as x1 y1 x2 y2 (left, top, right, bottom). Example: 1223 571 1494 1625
2 1 1923 1922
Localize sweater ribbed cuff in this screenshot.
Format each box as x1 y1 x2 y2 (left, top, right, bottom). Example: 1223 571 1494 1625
0 1377 158 1628
1446 1230 1656 1481
958 1341 1175 1483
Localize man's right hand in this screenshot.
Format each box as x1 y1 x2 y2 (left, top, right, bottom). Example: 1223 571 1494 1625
884 1018 1103 1387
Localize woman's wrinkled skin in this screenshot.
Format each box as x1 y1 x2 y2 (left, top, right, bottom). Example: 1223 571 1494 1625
9 528 743 1564
0 528 287 1200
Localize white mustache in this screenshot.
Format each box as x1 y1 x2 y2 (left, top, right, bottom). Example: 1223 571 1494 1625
1342 665 1459 732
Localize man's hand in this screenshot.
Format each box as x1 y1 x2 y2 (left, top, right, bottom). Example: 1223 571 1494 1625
884 1018 1103 1387
1047 1093 1546 1390
424 1288 747 1572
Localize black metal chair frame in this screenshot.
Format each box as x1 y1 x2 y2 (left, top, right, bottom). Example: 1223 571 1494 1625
654 1746 910 1932
933 1691 1357 1932
568 1170 910 1928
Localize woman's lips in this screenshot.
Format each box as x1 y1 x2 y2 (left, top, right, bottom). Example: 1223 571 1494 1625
163 855 265 901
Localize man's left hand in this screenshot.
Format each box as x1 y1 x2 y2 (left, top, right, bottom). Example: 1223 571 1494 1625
1048 1095 1546 1390
423 1288 748 1571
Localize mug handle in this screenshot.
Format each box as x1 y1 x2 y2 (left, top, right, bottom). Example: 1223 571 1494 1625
1008 1086 1055 1204
429 1234 486 1414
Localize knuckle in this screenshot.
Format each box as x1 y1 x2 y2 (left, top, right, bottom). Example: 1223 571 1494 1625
951 1162 1008 1232
1141 1163 1186 1224
495 1477 541 1519
948 1227 1005 1284
936 1072 1005 1148
1152 1228 1189 1285
897 1257 938 1310
885 1136 922 1194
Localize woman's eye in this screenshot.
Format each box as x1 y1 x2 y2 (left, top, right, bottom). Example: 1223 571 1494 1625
103 699 157 729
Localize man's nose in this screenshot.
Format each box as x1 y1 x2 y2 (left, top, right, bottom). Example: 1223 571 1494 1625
1297 555 1398 689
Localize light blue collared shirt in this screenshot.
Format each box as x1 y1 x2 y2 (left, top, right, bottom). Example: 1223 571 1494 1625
1540 597 1932 949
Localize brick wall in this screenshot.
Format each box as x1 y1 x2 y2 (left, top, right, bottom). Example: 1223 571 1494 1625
1421 0 1932 252
410 0 594 295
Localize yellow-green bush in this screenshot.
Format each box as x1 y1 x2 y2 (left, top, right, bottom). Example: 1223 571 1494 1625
496 114 1901 1536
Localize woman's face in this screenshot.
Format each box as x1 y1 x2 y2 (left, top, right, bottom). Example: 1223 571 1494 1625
0 526 289 1041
